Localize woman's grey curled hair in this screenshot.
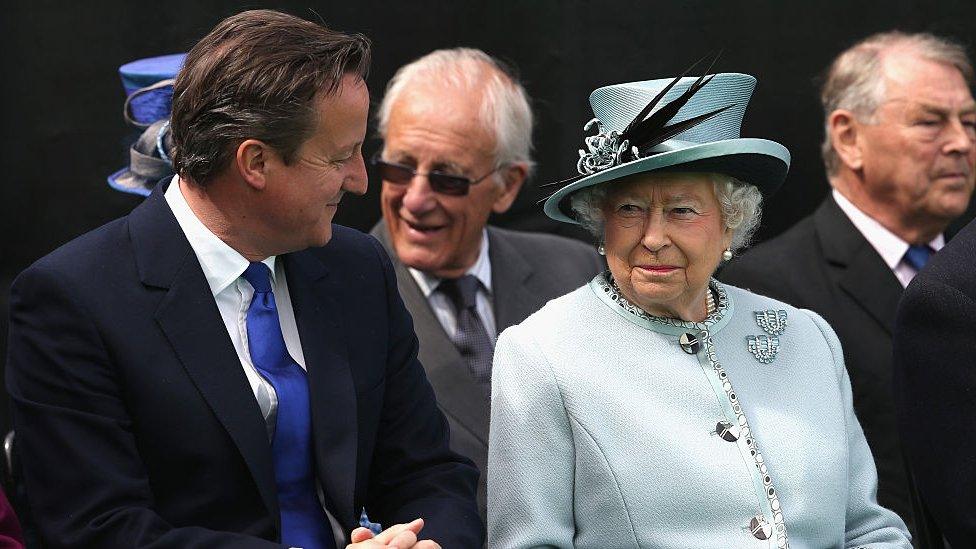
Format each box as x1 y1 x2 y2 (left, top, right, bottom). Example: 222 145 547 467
570 173 763 253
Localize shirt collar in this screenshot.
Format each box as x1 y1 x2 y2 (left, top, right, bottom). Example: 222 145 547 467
832 189 944 269
409 229 492 297
164 175 276 296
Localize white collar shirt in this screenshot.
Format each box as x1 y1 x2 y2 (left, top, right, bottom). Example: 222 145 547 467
164 177 344 547
833 189 945 288
408 230 497 344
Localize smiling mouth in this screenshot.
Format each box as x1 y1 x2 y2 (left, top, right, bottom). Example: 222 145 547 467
403 219 446 234
638 265 679 273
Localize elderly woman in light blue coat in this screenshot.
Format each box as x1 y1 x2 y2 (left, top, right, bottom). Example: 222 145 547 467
487 71 911 548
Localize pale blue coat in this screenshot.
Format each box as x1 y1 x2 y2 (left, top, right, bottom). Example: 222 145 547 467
487 275 910 548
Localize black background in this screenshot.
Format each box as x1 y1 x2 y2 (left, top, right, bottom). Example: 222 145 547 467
1 0 974 432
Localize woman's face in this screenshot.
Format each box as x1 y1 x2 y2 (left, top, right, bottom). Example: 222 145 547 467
601 172 733 320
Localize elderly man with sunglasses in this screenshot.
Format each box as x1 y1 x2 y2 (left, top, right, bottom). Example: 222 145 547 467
370 48 603 520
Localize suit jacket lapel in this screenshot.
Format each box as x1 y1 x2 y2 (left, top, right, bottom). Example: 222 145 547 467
488 228 538 332
283 250 357 528
815 196 903 334
370 221 489 444
129 185 279 524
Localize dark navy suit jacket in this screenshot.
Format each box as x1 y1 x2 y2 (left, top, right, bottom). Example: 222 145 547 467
894 218 976 546
5 183 482 548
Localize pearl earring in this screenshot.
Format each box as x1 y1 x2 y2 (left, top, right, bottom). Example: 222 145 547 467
722 248 733 261
597 244 606 256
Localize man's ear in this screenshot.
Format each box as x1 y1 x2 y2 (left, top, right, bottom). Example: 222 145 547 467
491 163 528 214
236 139 270 190
828 109 865 171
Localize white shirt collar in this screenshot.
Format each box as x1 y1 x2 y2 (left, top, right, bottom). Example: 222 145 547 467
408 230 492 297
832 189 944 269
164 175 276 296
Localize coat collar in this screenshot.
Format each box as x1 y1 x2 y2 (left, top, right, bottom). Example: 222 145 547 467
129 182 281 526
129 181 359 530
282 250 358 528
814 195 903 334
487 227 539 332
371 220 492 444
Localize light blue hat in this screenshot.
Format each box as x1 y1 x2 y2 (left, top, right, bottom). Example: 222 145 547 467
543 72 791 224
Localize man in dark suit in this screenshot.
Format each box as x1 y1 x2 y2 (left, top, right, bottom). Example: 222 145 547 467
5 10 480 549
369 48 603 518
720 31 975 533
894 218 976 546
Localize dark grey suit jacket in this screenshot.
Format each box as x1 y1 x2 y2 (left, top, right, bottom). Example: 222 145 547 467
372 221 604 519
719 195 915 531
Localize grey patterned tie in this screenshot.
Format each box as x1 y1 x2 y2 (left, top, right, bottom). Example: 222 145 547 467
438 275 494 391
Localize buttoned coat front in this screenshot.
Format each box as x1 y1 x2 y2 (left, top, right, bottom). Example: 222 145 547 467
488 276 910 548
719 196 913 528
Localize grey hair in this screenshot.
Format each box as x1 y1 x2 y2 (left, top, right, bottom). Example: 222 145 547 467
569 173 763 253
820 31 974 175
377 47 535 178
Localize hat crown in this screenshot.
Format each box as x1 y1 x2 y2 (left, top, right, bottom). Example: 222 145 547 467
589 73 756 144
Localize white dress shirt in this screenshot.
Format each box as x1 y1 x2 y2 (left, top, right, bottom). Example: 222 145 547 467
408 230 497 343
833 189 945 288
164 176 343 547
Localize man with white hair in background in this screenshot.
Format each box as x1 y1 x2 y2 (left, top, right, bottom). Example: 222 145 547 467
371 48 603 519
721 31 976 537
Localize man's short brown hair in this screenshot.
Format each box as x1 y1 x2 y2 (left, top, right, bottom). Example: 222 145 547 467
171 9 370 185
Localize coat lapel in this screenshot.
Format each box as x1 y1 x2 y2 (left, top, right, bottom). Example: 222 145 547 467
488 228 538 332
815 196 903 334
370 221 489 444
129 185 279 525
283 250 357 528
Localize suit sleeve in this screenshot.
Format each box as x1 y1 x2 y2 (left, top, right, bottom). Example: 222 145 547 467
893 279 976 544
363 238 483 547
805 311 911 548
487 325 574 549
5 264 281 549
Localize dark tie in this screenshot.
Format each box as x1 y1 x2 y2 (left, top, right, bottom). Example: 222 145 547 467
438 275 494 391
242 262 334 549
903 244 934 271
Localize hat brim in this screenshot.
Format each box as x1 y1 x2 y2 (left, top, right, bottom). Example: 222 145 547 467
543 138 790 224
107 168 154 197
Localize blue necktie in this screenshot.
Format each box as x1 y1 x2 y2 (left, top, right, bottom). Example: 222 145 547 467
903 244 934 271
242 262 335 549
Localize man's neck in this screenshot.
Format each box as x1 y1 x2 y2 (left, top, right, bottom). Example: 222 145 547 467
178 177 270 262
829 175 945 245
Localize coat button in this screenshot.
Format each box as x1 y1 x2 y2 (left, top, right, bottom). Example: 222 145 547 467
679 332 701 354
715 421 739 442
749 515 772 540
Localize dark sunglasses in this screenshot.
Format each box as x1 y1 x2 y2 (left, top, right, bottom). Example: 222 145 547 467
371 154 500 196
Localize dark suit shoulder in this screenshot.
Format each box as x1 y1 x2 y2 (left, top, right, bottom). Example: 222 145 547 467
488 226 601 270
720 214 817 280
912 218 976 296
26 217 130 276
489 226 594 254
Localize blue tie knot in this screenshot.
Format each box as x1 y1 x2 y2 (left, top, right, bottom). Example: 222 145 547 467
903 244 934 271
242 262 273 293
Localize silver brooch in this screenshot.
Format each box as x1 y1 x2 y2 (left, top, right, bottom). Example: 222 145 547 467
755 310 788 336
747 335 780 364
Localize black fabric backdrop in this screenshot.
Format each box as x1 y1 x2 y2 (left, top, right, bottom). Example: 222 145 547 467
1 0 974 432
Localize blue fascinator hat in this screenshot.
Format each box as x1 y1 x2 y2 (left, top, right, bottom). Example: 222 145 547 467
107 53 185 196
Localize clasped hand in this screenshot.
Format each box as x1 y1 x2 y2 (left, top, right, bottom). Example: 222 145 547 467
346 518 441 549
